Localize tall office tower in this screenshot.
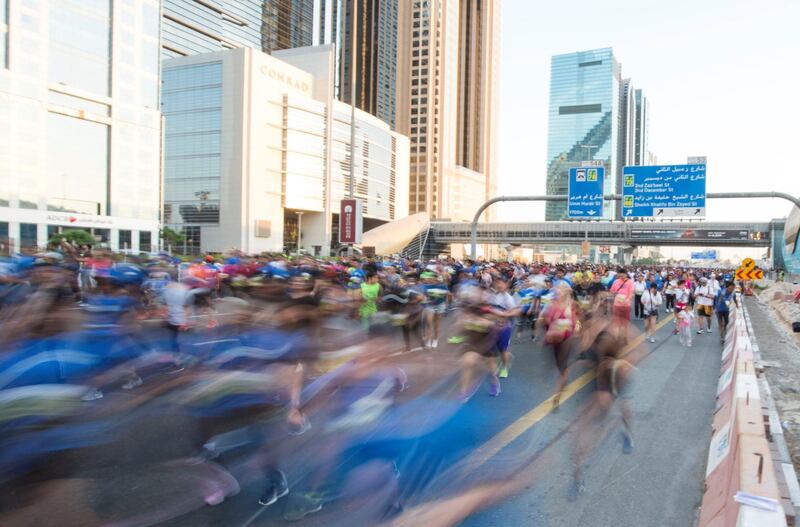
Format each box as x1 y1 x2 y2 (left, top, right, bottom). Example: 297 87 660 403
262 0 315 52
398 0 500 221
545 48 620 221
161 0 314 58
633 88 649 165
0 0 162 253
315 0 407 129
615 78 636 219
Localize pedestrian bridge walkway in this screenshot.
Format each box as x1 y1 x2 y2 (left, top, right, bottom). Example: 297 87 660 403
430 219 779 247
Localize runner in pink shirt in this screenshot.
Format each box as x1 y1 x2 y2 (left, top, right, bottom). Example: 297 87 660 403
609 267 634 342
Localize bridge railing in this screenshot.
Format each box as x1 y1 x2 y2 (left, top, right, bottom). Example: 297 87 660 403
431 220 772 246
468 193 800 259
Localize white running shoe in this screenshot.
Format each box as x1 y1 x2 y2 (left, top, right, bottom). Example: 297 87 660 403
432 339 438 348
697 329 705 334
649 337 656 343
707 328 712 333
122 376 143 390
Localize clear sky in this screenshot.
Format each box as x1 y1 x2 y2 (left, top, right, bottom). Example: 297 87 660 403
497 0 800 230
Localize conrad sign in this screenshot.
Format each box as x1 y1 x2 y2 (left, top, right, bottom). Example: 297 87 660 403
259 65 310 93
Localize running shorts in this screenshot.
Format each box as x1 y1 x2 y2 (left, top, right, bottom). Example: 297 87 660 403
697 305 713 317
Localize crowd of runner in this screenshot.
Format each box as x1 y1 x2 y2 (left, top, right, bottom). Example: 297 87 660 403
0 241 742 523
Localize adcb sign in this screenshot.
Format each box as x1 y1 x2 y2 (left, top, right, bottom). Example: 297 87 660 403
339 199 363 244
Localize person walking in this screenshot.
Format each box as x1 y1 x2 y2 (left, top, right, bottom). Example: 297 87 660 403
714 281 737 344
664 273 677 312
677 303 696 347
694 277 714 334
633 274 646 319
641 282 662 343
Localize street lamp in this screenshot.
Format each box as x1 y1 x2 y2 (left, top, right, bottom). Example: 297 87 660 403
346 0 359 257
579 144 597 161
296 211 304 253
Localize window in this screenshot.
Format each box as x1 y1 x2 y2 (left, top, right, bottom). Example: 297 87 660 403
255 220 271 238
139 231 152 252
181 226 201 255
48 0 111 96
47 112 109 215
579 60 602 67
20 223 38 249
558 104 602 115
93 228 109 244
0 221 9 255
118 229 132 250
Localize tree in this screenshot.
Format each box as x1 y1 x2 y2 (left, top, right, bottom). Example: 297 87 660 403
633 257 661 266
48 229 95 247
160 227 184 251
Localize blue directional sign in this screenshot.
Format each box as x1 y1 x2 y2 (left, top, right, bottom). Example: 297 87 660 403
691 250 718 260
567 166 605 219
622 164 706 218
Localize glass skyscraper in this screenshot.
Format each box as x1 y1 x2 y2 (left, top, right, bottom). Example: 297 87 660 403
633 88 649 165
161 0 314 59
316 0 403 129
545 48 620 220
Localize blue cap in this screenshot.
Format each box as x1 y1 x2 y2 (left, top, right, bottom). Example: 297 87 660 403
110 263 146 285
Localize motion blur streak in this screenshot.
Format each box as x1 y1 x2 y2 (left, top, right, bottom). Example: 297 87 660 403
1 248 717 525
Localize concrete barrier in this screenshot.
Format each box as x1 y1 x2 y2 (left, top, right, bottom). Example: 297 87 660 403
698 299 790 527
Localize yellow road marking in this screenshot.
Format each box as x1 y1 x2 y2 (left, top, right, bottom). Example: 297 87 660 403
467 314 675 467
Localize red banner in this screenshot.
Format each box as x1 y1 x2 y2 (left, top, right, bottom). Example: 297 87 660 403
339 199 362 244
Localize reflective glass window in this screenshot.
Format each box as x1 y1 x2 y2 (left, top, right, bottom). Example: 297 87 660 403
139 231 152 252
162 62 222 225
20 223 38 249
46 112 109 215
118 229 132 250
48 0 111 96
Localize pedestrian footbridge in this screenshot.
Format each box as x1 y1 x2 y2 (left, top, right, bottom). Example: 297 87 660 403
431 220 777 247
361 215 782 260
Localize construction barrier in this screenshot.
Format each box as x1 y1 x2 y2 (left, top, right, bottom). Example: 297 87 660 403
698 298 790 527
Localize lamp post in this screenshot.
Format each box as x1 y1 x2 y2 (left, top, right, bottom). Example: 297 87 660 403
346 0 358 257
296 211 304 253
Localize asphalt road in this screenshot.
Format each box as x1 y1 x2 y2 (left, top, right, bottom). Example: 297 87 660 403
3 309 724 527
183 310 721 527
462 313 721 527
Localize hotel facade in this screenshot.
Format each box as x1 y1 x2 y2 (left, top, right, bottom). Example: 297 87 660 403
162 46 409 254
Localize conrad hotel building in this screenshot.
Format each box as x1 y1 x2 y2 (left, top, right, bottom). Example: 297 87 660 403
162 46 409 254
